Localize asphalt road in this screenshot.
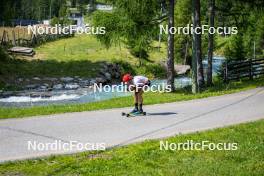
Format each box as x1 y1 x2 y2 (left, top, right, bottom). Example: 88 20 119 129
0 88 264 162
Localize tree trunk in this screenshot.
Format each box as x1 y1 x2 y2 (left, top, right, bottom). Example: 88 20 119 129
167 0 175 92
207 0 215 86
88 0 96 13
184 39 189 65
192 0 204 93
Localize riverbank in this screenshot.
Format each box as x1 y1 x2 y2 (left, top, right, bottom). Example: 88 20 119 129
0 77 263 119
0 34 167 91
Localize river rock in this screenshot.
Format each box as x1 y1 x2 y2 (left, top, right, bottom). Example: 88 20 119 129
18 78 23 82
33 77 41 81
0 91 15 98
65 83 80 90
30 93 41 98
25 84 39 89
43 83 49 87
104 72 112 81
39 85 48 90
41 93 52 98
112 72 120 79
99 68 105 74
80 79 91 87
90 79 96 85
53 84 63 90
101 63 108 70
97 62 121 83
15 92 26 97
96 77 107 84
61 77 74 82
43 77 58 82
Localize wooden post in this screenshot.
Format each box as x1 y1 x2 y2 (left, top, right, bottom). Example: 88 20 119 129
23 27 26 40
31 33 37 46
12 30 16 46
253 41 256 60
1 30 5 44
249 59 253 80
224 61 228 83
6 30 9 43
158 34 161 52
1 30 8 45
17 27 20 45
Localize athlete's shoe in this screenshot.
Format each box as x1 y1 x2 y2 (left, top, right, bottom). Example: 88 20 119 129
138 109 144 114
130 108 139 113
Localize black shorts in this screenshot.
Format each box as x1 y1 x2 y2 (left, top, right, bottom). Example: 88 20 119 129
134 80 151 93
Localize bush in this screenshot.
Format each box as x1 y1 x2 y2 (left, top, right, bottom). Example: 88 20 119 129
144 64 166 78
112 59 136 75
0 47 10 61
50 17 71 26
112 59 166 79
129 46 149 60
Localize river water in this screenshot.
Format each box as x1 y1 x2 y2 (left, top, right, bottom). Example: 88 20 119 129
0 56 225 107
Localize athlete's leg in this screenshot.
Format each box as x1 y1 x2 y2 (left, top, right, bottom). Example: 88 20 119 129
131 91 139 113
138 90 144 112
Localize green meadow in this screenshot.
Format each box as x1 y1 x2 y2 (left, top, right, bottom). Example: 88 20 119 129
1 119 263 175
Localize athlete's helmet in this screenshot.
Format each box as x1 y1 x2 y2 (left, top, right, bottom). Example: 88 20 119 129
122 74 133 83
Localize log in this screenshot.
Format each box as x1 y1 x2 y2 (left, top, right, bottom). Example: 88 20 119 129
8 46 35 56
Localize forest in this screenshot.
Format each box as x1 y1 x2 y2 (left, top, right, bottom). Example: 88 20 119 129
0 0 264 93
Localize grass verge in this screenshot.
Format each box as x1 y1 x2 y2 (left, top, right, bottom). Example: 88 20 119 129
0 77 263 119
0 119 263 175
0 35 166 79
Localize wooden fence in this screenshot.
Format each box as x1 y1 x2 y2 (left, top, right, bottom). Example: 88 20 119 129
0 27 73 47
223 58 264 82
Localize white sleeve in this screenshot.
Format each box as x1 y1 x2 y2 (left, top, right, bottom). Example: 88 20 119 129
133 76 148 86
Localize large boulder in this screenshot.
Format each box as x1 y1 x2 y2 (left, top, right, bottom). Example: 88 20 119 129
174 65 191 75
160 61 191 75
